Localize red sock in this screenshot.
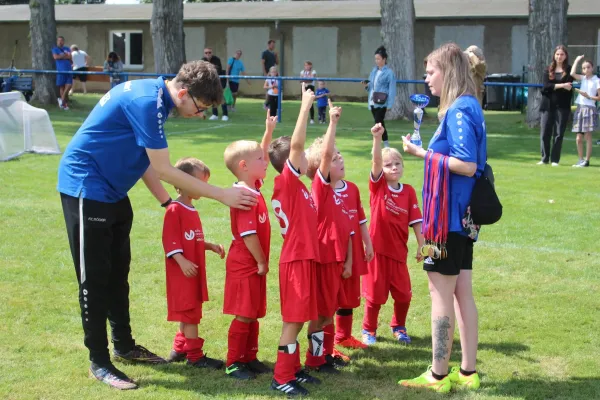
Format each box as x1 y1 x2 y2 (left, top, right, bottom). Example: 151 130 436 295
305 350 325 368
335 314 353 343
184 337 205 363
363 301 381 332
391 300 411 328
226 319 250 366
246 321 260 362
274 345 298 384
172 331 186 353
323 323 335 356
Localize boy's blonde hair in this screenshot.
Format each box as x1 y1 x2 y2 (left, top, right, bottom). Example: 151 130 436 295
224 140 261 175
381 147 404 167
306 136 326 180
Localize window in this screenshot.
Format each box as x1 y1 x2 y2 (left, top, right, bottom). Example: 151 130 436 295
109 30 143 69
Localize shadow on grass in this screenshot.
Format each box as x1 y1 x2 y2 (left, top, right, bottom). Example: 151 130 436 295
487 376 600 400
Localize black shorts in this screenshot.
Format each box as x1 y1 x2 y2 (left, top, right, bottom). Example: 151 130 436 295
423 232 473 276
74 67 88 82
229 81 239 93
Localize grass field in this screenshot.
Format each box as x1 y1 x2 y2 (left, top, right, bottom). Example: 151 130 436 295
1 94 599 400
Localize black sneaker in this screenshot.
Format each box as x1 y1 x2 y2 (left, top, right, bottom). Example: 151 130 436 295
271 378 309 397
187 355 224 370
325 353 348 368
167 350 186 363
306 362 340 374
89 362 138 390
226 362 256 380
248 358 272 374
113 344 167 364
295 369 321 385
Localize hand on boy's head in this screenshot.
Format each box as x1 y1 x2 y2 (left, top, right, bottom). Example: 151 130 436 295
265 109 278 131
371 123 384 137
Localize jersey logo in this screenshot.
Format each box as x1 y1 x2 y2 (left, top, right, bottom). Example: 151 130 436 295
123 81 132 92
302 189 309 199
184 230 195 241
271 199 289 235
157 88 164 109
258 213 267 224
99 92 110 107
333 195 341 205
424 257 434 265
413 204 418 209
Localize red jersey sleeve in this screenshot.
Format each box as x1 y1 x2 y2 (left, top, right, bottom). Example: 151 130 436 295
369 170 385 195
312 168 331 208
162 205 183 258
236 206 259 237
357 188 367 225
283 159 302 181
407 185 423 226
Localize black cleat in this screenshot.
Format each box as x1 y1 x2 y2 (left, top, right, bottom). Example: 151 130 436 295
167 350 186 363
248 358 272 374
89 362 138 390
113 344 167 364
187 355 224 370
325 353 348 368
295 369 321 385
226 362 256 380
306 362 340 374
271 378 309 397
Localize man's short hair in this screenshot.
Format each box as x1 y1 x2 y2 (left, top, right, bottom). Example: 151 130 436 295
174 60 224 107
268 39 275 45
57 36 65 40
268 136 291 174
306 136 326 180
381 147 404 167
224 140 261 175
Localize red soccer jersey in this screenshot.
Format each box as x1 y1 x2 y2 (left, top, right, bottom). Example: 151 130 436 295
162 201 209 311
226 181 272 279
271 159 320 264
311 169 353 264
335 180 368 276
369 172 423 263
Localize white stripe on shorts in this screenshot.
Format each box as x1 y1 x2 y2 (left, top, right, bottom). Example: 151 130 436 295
79 195 86 284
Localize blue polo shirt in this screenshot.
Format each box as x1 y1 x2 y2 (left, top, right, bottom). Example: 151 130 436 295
315 88 330 108
52 46 72 71
57 77 175 203
427 95 487 235
227 57 245 83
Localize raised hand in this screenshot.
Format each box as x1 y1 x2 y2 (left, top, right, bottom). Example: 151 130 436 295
328 98 342 124
371 123 384 138
301 82 315 110
265 109 277 132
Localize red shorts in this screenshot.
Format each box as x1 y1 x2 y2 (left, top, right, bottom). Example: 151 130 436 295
362 253 412 305
316 262 343 317
167 301 203 324
280 260 318 323
338 272 361 309
223 273 267 319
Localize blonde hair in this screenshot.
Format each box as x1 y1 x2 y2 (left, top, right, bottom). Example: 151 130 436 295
464 45 487 106
306 136 324 180
426 43 477 120
382 147 404 166
223 140 261 175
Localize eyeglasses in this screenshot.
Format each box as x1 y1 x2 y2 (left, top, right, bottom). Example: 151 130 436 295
189 94 206 115
204 51 212 55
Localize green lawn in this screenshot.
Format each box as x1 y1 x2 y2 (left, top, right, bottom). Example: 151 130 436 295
0 95 599 400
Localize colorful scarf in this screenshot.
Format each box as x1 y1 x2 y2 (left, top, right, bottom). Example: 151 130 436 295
422 151 450 259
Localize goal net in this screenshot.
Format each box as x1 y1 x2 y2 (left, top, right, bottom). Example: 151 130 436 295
0 92 61 162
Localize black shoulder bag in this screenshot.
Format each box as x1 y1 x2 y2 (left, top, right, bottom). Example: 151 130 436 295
469 139 502 225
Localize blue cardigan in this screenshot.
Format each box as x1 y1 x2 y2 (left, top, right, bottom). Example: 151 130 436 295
366 65 396 109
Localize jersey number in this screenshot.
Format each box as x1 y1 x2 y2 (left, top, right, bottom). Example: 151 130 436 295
271 199 289 235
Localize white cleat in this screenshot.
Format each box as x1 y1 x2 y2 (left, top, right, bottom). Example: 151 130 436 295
222 115 229 121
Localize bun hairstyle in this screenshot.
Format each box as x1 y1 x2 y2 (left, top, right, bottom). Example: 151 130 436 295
375 46 388 62
464 45 487 106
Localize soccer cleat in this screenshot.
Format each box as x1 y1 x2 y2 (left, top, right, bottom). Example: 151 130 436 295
166 350 186 363
572 159 584 167
448 366 481 390
221 115 229 121
330 349 350 365
247 358 272 374
361 329 377 346
398 366 452 394
209 115 219 121
187 355 224 370
336 335 368 349
89 362 138 390
113 344 167 364
226 362 256 380
306 361 340 374
574 160 589 168
392 326 412 344
271 378 309 397
295 369 321 385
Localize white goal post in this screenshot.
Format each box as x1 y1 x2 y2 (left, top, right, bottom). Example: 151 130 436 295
0 92 61 162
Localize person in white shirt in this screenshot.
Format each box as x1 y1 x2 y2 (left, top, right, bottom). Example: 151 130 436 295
300 61 317 124
69 45 91 95
263 66 280 117
570 55 600 167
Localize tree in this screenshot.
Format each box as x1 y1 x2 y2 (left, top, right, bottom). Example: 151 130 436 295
380 0 416 120
29 0 58 104
150 0 185 74
526 0 569 128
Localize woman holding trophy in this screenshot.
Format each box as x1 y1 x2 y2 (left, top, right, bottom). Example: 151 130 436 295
399 43 487 393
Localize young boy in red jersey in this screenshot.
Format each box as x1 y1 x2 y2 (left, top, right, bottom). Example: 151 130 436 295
305 100 353 373
222 111 275 380
361 123 424 346
268 84 322 397
162 157 226 369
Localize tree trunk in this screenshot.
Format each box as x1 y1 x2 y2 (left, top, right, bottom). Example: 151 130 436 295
380 0 416 120
151 0 185 74
526 0 569 128
29 0 58 104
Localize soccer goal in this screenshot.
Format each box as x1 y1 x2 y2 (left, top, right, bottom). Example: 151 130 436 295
0 91 61 162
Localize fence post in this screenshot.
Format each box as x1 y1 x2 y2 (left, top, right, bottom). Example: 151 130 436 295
277 77 283 123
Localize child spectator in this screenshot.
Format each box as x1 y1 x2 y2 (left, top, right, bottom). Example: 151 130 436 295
315 81 331 124
300 61 317 124
263 66 280 118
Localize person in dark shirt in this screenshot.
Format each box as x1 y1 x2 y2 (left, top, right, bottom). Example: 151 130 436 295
261 39 279 109
202 47 229 121
538 45 574 166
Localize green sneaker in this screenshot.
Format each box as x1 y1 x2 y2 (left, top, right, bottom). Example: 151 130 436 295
448 366 480 390
398 366 452 394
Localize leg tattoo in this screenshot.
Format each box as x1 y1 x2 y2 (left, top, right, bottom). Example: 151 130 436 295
433 316 451 361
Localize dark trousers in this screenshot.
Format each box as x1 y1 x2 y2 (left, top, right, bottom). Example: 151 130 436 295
212 79 229 117
540 107 570 164
371 106 388 142
61 193 135 364
306 85 315 120
268 94 278 117
318 106 327 122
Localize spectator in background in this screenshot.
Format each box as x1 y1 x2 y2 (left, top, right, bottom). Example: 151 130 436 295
300 61 317 124
103 52 124 89
227 49 251 112
464 45 486 106
263 66 280 118
261 39 279 109
70 45 91 95
202 47 229 121
52 36 73 110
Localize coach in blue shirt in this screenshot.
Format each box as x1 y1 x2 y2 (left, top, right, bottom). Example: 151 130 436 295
52 36 73 110
57 61 257 390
